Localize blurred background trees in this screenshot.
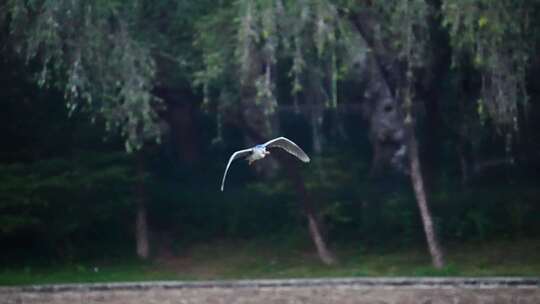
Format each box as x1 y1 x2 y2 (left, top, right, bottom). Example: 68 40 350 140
1 0 539 268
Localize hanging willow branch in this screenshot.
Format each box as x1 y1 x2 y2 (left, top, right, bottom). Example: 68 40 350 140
194 0 354 115
369 0 430 122
442 0 532 133
5 0 161 151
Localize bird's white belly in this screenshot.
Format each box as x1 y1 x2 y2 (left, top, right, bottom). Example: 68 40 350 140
248 149 266 162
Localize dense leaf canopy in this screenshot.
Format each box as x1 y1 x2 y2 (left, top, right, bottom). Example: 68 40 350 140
2 0 539 145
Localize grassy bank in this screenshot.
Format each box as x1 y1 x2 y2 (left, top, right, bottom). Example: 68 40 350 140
1 238 539 286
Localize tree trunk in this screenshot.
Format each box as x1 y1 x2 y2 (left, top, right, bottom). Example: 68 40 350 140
419 0 450 192
307 214 335 265
166 90 200 165
311 110 324 155
456 75 472 186
243 124 336 265
237 19 334 265
457 97 470 186
135 198 150 259
305 70 326 155
407 129 445 268
422 91 442 192
457 142 469 186
348 6 445 268
286 160 336 265
135 153 150 259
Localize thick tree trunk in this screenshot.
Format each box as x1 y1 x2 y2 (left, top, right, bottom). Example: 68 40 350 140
346 6 446 269
135 153 150 259
407 129 445 268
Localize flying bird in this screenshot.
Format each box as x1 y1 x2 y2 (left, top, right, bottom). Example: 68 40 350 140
220 137 310 191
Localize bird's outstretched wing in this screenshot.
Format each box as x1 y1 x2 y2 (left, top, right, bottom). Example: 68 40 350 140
264 137 310 162
221 148 253 191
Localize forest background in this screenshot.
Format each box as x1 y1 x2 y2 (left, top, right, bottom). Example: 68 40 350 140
1 0 539 284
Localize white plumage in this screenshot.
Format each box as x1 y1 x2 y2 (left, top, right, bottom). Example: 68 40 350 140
220 137 310 191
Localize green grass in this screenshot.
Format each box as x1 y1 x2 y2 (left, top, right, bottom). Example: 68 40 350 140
1 238 539 286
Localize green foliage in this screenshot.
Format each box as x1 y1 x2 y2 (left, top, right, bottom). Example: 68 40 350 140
4 0 160 150
193 1 238 106
136 0 216 86
442 0 537 132
366 0 432 122
3 0 539 145
0 153 137 260
194 0 354 111
2 0 540 273
371 0 430 69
